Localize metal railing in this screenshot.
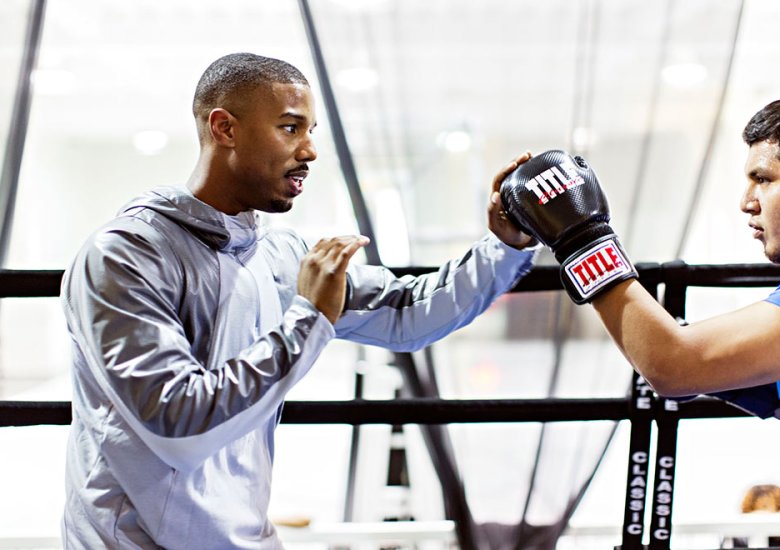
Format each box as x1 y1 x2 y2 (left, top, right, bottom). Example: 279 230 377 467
1 262 779 550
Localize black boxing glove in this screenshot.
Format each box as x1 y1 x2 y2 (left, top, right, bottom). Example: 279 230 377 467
499 149 637 304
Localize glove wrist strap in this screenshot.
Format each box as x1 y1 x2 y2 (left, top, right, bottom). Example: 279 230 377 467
560 235 637 304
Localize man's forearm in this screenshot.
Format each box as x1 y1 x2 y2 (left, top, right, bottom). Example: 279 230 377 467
592 279 691 396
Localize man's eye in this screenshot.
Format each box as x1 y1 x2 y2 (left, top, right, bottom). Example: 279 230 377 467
282 125 296 133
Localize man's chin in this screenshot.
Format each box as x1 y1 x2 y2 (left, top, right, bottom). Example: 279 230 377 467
765 244 780 264
268 199 294 214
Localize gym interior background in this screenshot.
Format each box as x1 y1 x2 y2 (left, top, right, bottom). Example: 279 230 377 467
2 0 780 548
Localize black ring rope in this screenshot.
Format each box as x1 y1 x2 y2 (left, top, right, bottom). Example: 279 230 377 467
0 397 748 428
5 262 780 298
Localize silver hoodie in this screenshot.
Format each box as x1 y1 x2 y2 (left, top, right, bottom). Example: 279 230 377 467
60 186 538 549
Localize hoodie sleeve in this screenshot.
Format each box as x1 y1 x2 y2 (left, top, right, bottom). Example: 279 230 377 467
61 217 334 472
334 234 539 351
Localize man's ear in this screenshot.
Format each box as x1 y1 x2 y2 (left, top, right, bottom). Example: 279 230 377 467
208 108 236 147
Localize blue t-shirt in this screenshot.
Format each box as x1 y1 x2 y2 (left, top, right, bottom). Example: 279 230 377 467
702 286 780 418
766 284 780 307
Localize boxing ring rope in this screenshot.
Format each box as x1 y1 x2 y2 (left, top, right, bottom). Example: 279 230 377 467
0 395 747 429
1 262 779 550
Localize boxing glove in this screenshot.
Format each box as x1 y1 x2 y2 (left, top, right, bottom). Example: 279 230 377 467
499 149 637 304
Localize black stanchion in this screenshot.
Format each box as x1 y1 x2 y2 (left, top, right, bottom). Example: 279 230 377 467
619 372 655 550
647 399 679 549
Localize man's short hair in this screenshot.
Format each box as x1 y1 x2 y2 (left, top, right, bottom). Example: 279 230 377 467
192 53 309 141
743 99 780 146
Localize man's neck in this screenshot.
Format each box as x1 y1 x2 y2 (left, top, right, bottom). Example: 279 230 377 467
185 152 242 215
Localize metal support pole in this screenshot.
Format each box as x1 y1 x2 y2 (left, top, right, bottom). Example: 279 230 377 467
297 0 380 265
0 0 46 266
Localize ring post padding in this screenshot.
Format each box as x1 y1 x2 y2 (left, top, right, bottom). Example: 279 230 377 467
648 399 679 549
619 372 655 550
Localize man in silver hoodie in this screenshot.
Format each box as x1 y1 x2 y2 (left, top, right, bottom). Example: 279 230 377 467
60 52 539 549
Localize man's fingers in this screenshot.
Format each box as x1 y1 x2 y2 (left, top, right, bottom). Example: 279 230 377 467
299 235 370 324
492 161 518 193
491 151 533 192
488 191 503 219
310 235 370 266
333 235 370 267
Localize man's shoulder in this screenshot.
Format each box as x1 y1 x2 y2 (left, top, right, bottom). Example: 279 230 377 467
74 206 205 272
93 207 180 246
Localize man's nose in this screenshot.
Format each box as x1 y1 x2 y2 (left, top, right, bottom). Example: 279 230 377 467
740 184 758 213
297 136 317 162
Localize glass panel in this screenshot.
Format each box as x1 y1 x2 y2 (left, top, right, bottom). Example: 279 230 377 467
6 0 358 271
0 0 362 381
0 1 358 545
303 0 774 542
0 425 68 542
306 0 752 266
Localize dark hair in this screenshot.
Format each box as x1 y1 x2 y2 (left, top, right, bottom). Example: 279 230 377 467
192 53 309 140
742 99 780 146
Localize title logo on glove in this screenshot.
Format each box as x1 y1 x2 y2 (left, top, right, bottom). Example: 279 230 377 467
565 239 632 298
525 158 585 205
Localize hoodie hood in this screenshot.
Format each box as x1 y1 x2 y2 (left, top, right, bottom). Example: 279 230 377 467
118 186 258 256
